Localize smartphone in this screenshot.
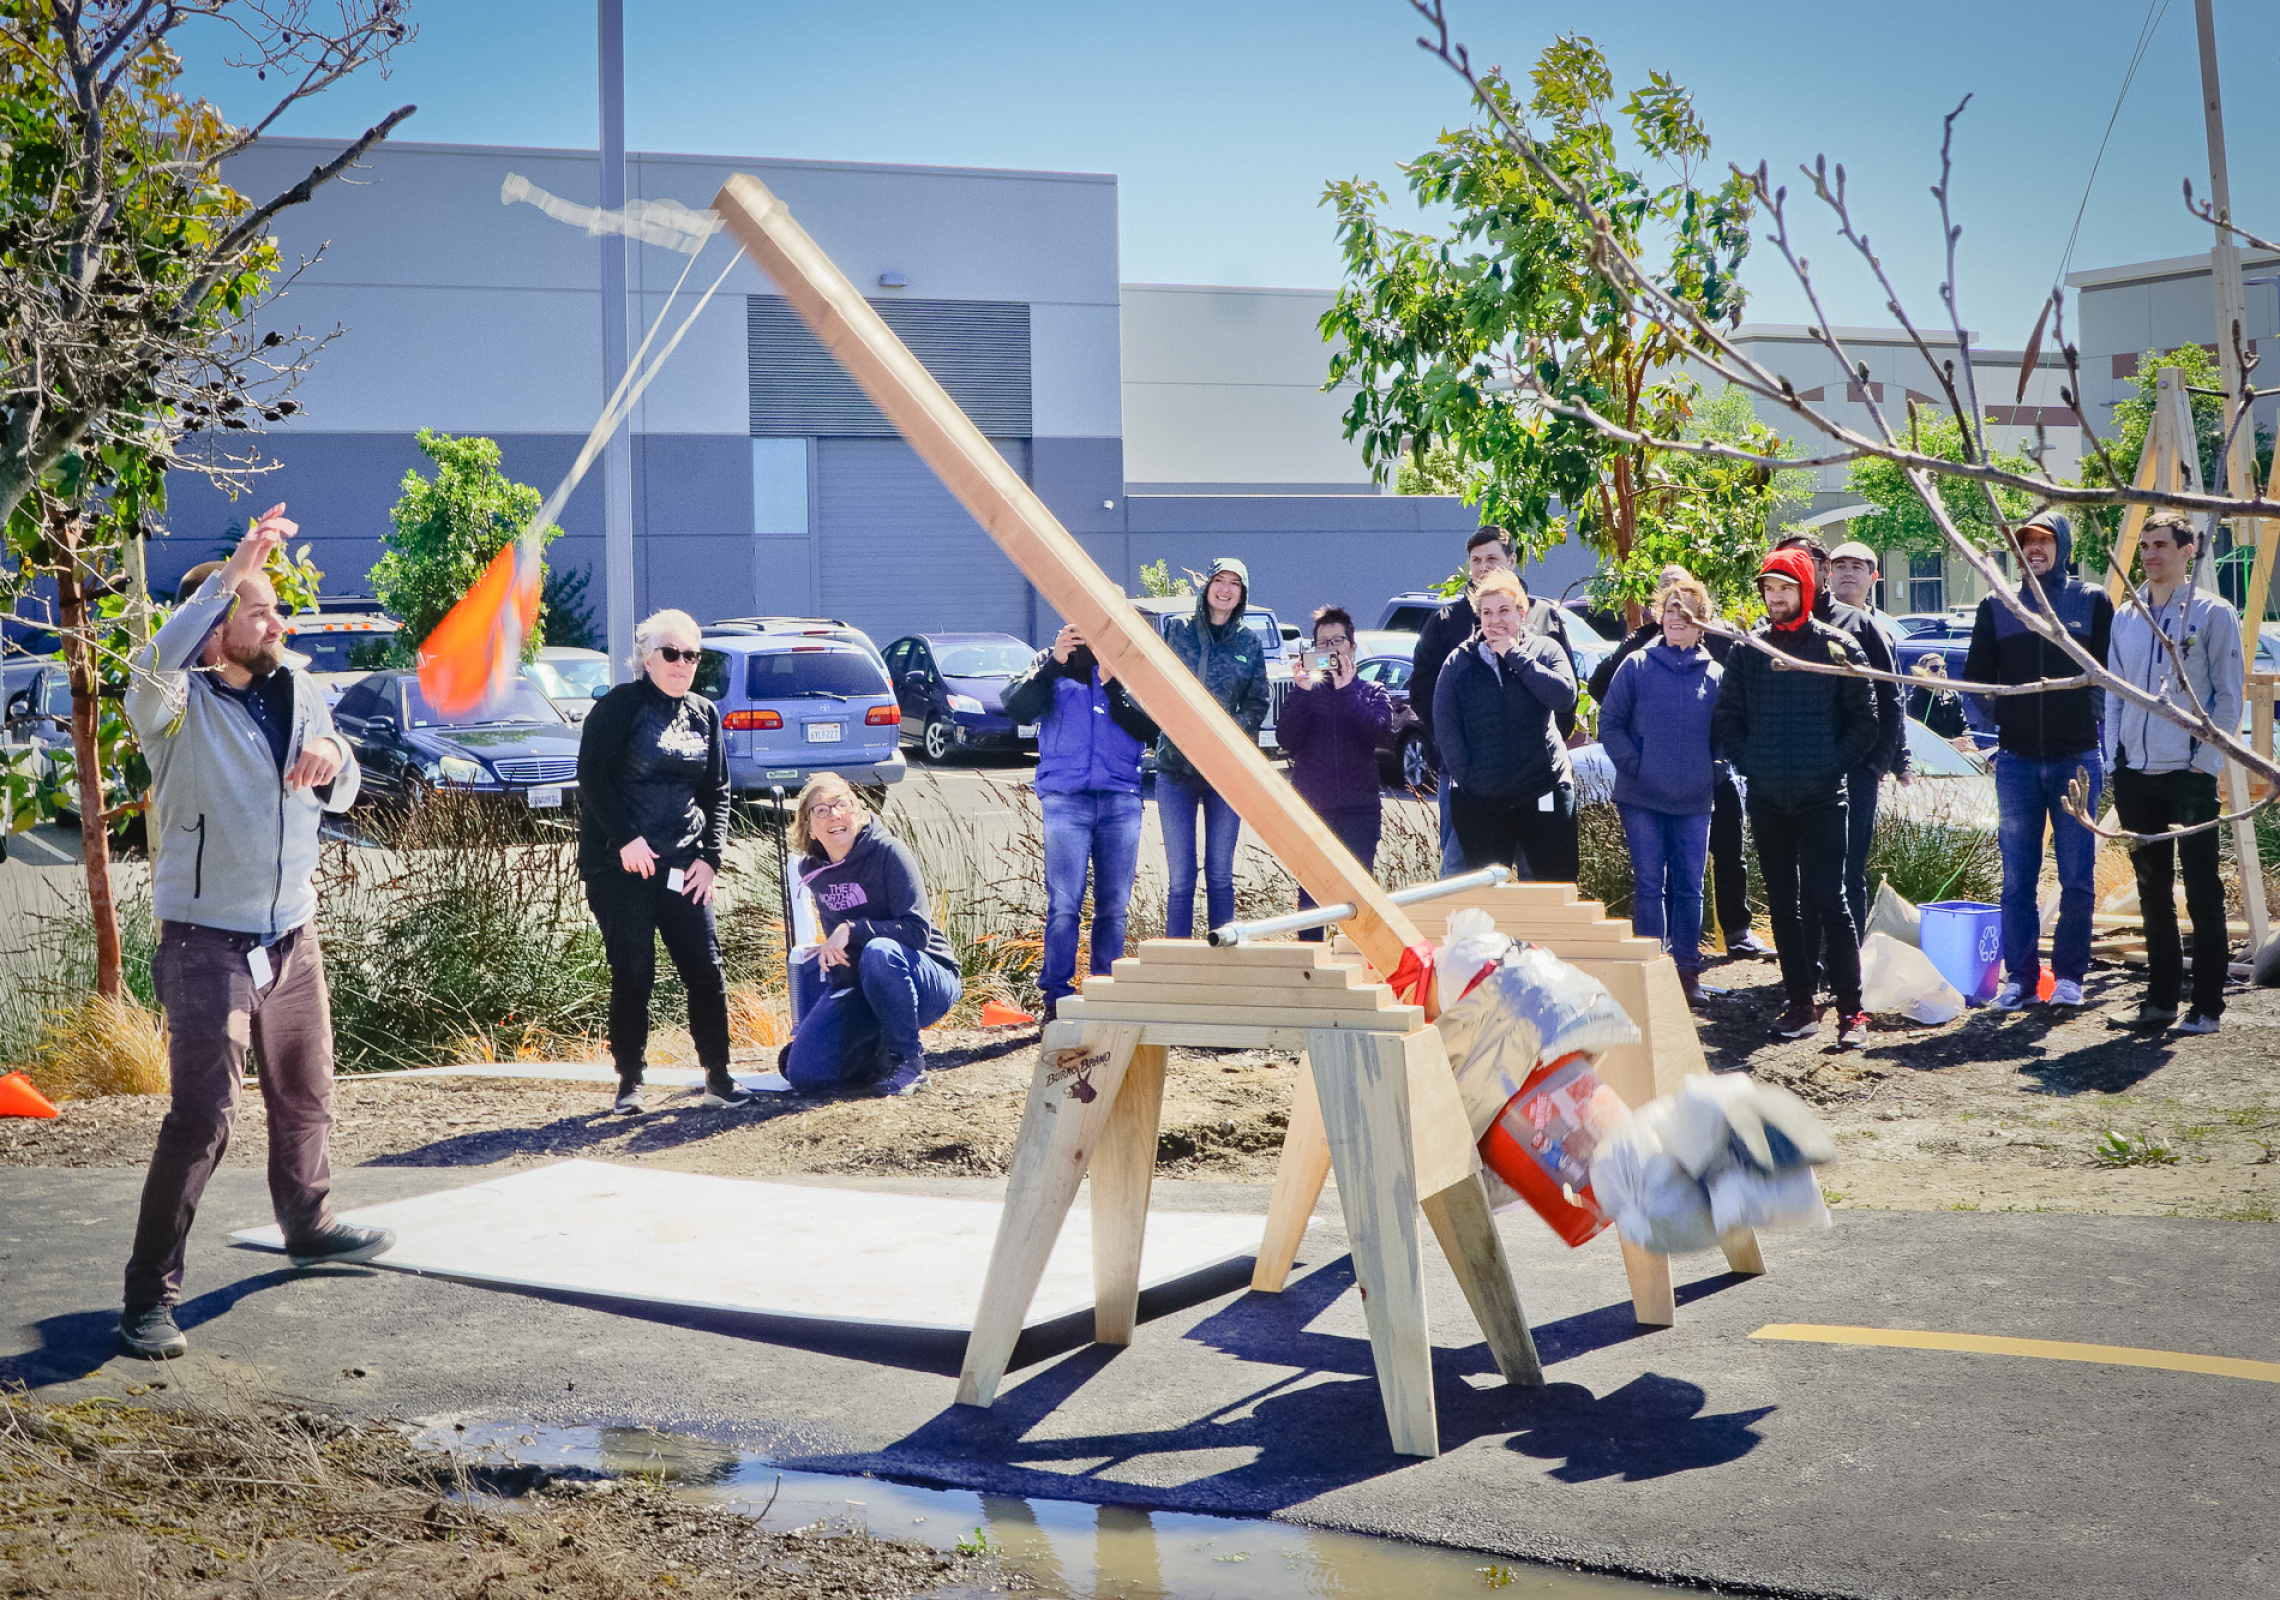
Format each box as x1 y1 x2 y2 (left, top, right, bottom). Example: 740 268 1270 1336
1306 650 1338 674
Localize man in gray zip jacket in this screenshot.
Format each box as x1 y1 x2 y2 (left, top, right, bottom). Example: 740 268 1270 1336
116 509 393 1361
2103 511 2243 1034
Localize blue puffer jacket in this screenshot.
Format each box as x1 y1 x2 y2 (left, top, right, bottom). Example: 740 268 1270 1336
1000 647 1159 796
1600 642 1722 815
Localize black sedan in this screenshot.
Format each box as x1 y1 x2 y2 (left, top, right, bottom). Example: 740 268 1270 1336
881 632 1039 764
1351 635 1432 791
332 670 581 814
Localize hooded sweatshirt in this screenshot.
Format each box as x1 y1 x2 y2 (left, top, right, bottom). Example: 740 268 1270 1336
1960 516 2114 760
1156 571 1270 788
999 645 1159 796
1599 640 1723 815
799 819 958 983
1710 552 1878 810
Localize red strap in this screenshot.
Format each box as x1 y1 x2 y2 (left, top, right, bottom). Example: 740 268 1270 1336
1386 942 1437 1006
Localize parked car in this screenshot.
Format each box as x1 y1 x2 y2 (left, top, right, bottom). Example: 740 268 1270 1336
1375 590 1612 690
523 646 614 724
882 632 1038 763
2 659 72 816
705 616 888 670
1376 591 1450 634
1350 633 1432 790
282 600 401 706
1127 595 1292 751
693 630 906 792
332 670 581 814
1891 611 1976 678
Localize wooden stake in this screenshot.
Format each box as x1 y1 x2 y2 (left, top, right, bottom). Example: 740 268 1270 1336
711 175 1426 975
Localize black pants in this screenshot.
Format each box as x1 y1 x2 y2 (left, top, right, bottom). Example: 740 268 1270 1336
1807 763 1882 975
1709 768 1750 939
586 867 732 1080
1298 806 1384 941
1450 783 1578 882
1752 796 1861 1014
2112 766 2228 1016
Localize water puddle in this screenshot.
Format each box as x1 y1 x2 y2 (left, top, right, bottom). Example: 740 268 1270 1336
422 1420 1684 1598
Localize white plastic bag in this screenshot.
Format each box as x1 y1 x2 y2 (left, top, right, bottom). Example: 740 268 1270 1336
1859 931 1965 1024
1434 907 1514 1005
1707 1164 1830 1235
1865 878 1920 947
1588 1073 1837 1252
1589 1108 1721 1255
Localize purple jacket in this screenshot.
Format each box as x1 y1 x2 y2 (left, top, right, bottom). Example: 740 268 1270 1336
1279 675 1392 818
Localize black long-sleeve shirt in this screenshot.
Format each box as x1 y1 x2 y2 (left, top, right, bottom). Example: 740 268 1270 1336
576 679 730 879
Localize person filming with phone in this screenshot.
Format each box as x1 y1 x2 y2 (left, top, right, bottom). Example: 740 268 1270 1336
1277 605 1392 939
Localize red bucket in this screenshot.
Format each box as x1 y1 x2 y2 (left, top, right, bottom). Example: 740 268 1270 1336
1476 1051 1628 1247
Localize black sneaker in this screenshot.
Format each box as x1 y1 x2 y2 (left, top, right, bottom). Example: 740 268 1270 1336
2125 1002 2179 1032
117 1304 187 1360
701 1072 756 1109
1727 933 1773 959
876 1055 928 1097
614 1080 646 1114
286 1223 397 1270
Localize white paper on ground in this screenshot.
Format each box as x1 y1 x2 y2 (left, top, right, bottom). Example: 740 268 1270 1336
387 1062 792 1091
230 1159 1279 1332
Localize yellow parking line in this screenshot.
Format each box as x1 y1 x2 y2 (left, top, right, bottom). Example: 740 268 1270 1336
1751 1324 2280 1385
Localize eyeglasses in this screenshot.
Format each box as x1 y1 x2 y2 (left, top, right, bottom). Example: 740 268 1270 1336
652 645 700 664
809 798 858 819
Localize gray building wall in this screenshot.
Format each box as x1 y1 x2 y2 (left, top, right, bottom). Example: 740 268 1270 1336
2067 247 2280 447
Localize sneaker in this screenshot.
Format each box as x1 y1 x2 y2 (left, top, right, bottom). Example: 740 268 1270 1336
1838 1011 1870 1049
614 1082 646 1115
2177 1011 2222 1035
1676 967 1706 1009
1991 981 2026 1011
1774 1004 1821 1040
2126 1002 2179 1031
1726 933 1773 959
700 1072 756 1109
876 1055 928 1097
286 1223 397 1270
116 1304 187 1361
2049 979 2084 1008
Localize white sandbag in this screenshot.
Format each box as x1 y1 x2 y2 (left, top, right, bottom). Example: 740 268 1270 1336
1435 906 1514 1002
1707 1164 1830 1235
1659 1071 1756 1177
1435 943 1637 1138
1864 878 1920 947
1859 931 1965 1024
1588 1117 1721 1256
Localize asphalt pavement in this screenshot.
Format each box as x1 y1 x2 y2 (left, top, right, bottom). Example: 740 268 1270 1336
4 1163 2272 1599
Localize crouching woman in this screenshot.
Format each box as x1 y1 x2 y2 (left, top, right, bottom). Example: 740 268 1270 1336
782 775 962 1096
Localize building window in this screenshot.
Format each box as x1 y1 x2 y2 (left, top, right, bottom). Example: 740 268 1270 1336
1908 553 1944 615
752 438 808 538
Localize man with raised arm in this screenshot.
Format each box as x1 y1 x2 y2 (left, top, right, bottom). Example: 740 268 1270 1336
1961 513 2114 1013
2103 511 2241 1034
115 509 392 1361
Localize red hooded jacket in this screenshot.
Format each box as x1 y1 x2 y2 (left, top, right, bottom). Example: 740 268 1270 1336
1757 548 1817 631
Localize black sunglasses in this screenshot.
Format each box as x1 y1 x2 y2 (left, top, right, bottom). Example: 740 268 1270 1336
652 645 700 664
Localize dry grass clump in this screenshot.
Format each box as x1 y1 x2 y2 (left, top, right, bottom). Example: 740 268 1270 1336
725 983 788 1049
0 1390 993 1599
22 992 169 1100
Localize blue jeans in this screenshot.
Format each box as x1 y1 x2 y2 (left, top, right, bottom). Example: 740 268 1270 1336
1438 781 1463 877
1297 806 1383 941
1617 803 1712 968
784 939 962 1089
1159 774 1241 939
1993 749 2103 985
1040 788 1145 1013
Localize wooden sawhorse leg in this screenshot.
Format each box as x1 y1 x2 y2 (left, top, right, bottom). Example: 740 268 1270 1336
1091 1040 1169 1345
1310 1027 1542 1459
1251 1050 1327 1292
957 1022 1145 1408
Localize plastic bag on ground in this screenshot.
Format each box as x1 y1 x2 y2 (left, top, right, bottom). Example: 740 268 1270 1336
1865 878 1920 947
1859 931 1965 1024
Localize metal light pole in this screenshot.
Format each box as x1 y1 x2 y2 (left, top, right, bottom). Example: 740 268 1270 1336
598 0 635 677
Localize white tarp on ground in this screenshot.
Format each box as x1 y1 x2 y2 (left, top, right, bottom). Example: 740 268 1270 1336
378 1062 793 1091
230 1159 1271 1332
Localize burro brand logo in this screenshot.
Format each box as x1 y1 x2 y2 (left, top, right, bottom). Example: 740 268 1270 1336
1044 1045 1107 1104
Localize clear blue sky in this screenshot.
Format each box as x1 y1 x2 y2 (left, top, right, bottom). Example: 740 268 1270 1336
184 0 2280 346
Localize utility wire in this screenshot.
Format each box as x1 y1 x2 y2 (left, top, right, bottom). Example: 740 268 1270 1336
2054 0 2174 292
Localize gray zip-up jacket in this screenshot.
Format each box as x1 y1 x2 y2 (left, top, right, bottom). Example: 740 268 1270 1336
126 570 361 939
2102 581 2244 779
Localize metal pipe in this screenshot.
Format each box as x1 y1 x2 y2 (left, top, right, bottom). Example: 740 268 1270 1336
1206 866 1510 947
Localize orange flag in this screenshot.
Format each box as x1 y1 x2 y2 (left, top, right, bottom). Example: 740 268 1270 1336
416 540 544 717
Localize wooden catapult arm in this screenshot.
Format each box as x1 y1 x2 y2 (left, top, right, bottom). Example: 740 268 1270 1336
710 173 1427 977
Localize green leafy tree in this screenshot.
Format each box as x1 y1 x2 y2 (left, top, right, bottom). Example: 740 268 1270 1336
540 564 601 652
2077 345 2273 582
1136 558 1194 599
1322 36 1753 608
371 432 563 657
1845 410 2039 563
1393 440 1482 497
1602 385 1815 614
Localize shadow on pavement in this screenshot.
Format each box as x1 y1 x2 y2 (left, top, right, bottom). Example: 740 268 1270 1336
0 1266 308 1390
1506 1371 1773 1482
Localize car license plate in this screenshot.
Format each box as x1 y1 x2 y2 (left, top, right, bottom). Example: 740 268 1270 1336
1017 723 1038 738
526 786 562 809
806 721 844 744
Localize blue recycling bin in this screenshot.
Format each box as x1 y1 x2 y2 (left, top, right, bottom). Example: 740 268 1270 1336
1918 900 2003 1005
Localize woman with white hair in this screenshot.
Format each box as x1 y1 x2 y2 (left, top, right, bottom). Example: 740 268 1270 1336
577 609 746 1114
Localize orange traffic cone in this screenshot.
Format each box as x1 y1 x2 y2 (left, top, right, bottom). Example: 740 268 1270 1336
0 1072 58 1119
979 1000 1036 1027
2036 967 2056 1002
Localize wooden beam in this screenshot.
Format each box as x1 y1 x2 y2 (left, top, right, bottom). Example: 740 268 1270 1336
710 174 1425 976
2106 369 2184 605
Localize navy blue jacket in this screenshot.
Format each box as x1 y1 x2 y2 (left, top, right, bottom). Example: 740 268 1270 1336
800 820 958 982
1279 674 1392 818
1960 517 2114 761
1431 632 1577 800
1599 642 1723 815
1000 647 1158 796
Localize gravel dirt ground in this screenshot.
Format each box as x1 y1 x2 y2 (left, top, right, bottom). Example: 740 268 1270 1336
3 952 2273 1226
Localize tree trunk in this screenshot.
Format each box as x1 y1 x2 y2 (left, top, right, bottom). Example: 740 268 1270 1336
1612 455 1641 630
54 526 124 1001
